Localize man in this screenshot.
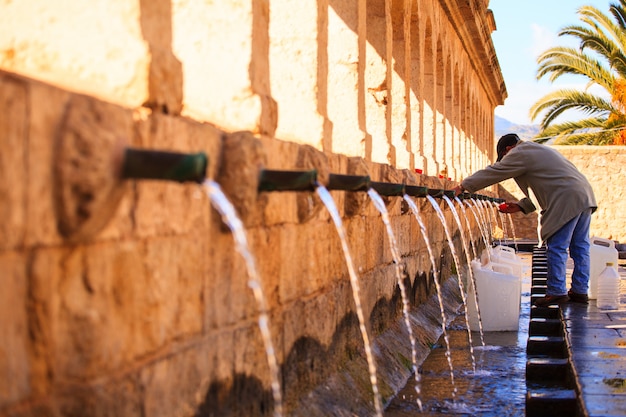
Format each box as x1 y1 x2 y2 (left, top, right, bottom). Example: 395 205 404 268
453 133 597 306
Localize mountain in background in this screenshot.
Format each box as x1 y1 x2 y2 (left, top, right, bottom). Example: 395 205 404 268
494 115 540 140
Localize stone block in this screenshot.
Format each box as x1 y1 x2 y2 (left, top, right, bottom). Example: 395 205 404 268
53 93 133 242
0 75 27 250
0 251 30 407
141 345 211 417
49 237 203 380
133 113 210 238
55 376 143 417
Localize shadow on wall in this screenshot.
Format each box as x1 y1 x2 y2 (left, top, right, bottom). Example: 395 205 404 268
194 266 459 416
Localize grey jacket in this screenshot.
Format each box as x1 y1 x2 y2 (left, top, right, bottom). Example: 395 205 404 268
461 141 597 241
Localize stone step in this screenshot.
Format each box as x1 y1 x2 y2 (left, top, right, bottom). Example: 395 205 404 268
526 357 570 382
525 389 578 417
527 336 568 358
530 305 561 319
529 318 563 336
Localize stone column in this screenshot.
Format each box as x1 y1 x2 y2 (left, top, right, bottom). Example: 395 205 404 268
326 0 368 157
389 0 411 170
173 0 277 136
422 24 438 176
366 1 391 165
269 0 329 149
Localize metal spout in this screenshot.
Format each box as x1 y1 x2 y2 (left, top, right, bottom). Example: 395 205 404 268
327 174 371 191
121 148 208 183
443 190 456 199
258 169 318 192
404 185 428 197
370 181 405 196
427 188 444 198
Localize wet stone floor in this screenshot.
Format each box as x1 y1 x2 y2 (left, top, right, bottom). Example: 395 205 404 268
386 254 532 416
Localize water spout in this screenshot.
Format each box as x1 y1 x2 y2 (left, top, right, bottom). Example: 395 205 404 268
121 148 208 183
257 169 318 192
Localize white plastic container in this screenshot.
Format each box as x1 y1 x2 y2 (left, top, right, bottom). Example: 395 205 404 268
589 237 618 299
597 262 620 310
466 260 521 331
480 246 524 278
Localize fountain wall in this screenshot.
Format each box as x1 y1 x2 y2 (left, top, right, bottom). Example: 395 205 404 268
2 1 509 416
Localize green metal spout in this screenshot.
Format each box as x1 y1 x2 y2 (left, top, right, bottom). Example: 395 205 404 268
404 185 428 197
443 190 456 199
327 174 370 191
370 181 405 196
427 188 444 198
121 148 208 183
258 169 318 192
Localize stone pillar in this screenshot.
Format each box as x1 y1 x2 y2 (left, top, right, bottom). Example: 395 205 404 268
269 0 329 149
410 10 427 174
327 0 368 157
435 40 446 177
173 0 277 136
390 0 411 170
422 24 438 176
366 1 391 165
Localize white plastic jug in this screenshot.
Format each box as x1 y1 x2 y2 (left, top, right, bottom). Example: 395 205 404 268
466 260 521 332
597 262 620 310
481 246 524 278
589 237 618 300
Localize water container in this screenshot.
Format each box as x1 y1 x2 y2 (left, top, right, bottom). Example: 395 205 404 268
480 246 524 278
466 260 521 331
596 262 620 310
589 237 618 299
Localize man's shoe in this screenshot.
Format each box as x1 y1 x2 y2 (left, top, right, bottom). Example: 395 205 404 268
533 294 569 307
568 290 589 304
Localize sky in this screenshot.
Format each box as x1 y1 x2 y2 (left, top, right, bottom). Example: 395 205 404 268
489 0 613 125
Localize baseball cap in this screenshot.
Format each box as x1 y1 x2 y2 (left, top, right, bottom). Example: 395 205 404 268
496 133 520 162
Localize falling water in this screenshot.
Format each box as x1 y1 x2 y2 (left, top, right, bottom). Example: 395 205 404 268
403 195 458 400
507 213 519 252
316 185 384 417
465 199 489 256
493 202 507 245
427 195 477 372
472 199 493 249
444 196 485 348
454 197 477 260
203 180 283 417
368 189 423 411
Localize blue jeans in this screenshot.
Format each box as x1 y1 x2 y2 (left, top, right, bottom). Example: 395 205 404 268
545 209 593 296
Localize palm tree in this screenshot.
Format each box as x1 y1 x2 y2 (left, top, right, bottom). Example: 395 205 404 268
530 1 626 145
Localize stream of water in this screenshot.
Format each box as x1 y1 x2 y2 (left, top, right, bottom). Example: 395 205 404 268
369 189 424 411
426 195 477 373
204 180 284 417
403 196 458 400
316 185 384 417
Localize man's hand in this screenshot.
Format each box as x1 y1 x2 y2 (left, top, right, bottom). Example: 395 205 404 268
499 202 522 213
453 185 464 196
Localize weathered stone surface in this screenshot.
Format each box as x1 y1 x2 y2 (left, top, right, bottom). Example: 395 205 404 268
216 131 267 229
54 94 132 242
0 75 27 250
0 251 29 407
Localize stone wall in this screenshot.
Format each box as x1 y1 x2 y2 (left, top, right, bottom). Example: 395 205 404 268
497 146 626 244
1 1 504 416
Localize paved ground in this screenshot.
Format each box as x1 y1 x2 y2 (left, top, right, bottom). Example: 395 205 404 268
562 259 626 417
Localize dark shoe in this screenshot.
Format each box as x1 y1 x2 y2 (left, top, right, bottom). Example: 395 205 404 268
568 290 589 304
533 294 569 307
